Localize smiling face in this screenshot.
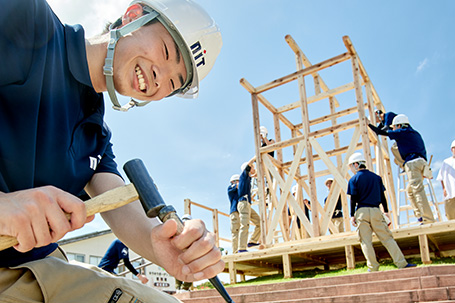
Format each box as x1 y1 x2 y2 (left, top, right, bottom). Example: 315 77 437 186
112 20 188 101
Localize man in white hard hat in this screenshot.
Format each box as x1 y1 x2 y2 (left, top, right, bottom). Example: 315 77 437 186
369 114 434 224
436 140 455 220
227 174 241 253
237 159 261 252
375 109 404 167
0 0 222 302
260 126 276 158
347 153 415 272
324 178 344 233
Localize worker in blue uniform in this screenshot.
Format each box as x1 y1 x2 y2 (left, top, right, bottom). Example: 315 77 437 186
369 114 434 224
237 158 261 252
99 239 149 284
0 0 223 302
347 153 416 272
227 174 241 253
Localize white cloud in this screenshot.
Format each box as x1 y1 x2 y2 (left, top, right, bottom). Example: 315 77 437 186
416 57 429 73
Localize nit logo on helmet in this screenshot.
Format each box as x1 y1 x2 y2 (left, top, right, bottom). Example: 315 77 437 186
191 41 206 67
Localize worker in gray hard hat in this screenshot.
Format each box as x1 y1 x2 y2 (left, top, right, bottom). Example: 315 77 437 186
347 153 416 272
0 1 222 302
369 114 434 224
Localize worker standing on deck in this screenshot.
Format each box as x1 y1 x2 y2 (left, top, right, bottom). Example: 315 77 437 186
324 178 344 233
237 159 261 252
369 114 434 224
227 174 241 253
347 153 416 272
436 140 455 220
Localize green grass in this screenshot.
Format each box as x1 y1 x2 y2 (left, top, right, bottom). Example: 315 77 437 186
195 256 455 290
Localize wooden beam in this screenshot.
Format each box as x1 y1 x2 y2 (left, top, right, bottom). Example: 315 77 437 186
254 52 351 94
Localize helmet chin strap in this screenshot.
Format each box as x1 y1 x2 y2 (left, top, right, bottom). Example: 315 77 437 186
103 11 159 111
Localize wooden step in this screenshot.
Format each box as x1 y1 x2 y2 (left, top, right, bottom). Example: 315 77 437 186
174 265 455 303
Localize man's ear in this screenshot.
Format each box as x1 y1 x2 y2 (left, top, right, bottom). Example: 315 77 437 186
122 4 144 26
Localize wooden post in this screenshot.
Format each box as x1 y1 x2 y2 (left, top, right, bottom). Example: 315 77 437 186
345 245 355 269
251 93 268 246
418 234 432 264
283 253 293 278
213 208 219 248
184 198 191 215
229 261 237 284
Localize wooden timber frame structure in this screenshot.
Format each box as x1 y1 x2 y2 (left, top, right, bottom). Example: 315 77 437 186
240 35 399 245
221 35 455 284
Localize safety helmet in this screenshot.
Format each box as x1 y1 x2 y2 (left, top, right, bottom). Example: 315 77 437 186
324 177 334 187
348 152 366 165
230 174 240 182
104 0 222 111
451 140 455 149
375 109 383 115
392 114 410 126
260 126 268 137
181 214 192 221
291 184 298 195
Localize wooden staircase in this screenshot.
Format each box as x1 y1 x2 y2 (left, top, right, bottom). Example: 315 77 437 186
174 265 455 303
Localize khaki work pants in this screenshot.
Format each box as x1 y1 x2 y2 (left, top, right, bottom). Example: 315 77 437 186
0 248 181 303
230 211 240 253
331 217 344 233
445 197 455 220
391 142 405 168
355 207 407 271
238 200 261 251
404 158 435 223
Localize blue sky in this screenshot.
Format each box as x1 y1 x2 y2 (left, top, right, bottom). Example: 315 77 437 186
48 0 455 249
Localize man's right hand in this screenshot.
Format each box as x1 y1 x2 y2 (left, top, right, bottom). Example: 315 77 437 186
0 186 92 252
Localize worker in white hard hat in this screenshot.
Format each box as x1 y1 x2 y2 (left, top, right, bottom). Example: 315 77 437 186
347 153 416 272
259 126 276 157
237 158 262 252
0 1 222 302
436 140 455 220
324 178 344 233
227 174 241 253
369 114 435 224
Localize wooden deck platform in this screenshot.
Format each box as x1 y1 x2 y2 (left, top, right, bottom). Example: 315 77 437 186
222 220 455 284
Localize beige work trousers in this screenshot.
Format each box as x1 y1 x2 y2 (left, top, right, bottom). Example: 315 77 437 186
0 248 181 303
391 142 405 168
230 211 240 253
331 217 344 233
445 197 455 220
355 207 407 271
404 158 435 223
238 200 261 251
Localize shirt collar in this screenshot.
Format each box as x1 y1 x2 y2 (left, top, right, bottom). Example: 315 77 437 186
65 24 93 88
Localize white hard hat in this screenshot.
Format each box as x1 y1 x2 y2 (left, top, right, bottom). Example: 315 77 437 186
241 162 249 172
105 0 222 111
230 174 240 182
291 184 298 194
451 140 455 149
260 126 268 137
348 152 366 165
392 114 410 126
181 214 192 221
324 177 334 186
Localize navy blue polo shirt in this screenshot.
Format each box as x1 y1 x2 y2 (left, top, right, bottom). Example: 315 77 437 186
238 166 252 203
0 0 120 267
347 169 386 217
227 183 239 214
387 127 427 164
98 239 138 275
